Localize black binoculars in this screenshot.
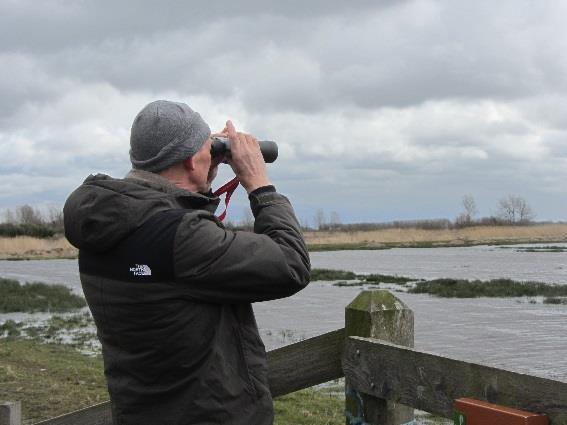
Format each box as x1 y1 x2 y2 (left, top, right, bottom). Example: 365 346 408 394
211 136 278 163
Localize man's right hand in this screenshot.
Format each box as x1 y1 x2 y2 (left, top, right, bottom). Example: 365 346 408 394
225 120 271 194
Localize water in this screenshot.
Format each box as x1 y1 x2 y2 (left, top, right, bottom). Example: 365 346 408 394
1 243 567 381
309 244 567 283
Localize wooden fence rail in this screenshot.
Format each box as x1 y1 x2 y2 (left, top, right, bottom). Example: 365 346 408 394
344 336 567 424
2 289 567 425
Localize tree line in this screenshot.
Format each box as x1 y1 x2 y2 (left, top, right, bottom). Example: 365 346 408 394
306 194 538 232
0 194 542 238
0 205 64 238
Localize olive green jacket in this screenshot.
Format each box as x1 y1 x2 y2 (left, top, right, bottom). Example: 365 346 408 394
64 170 310 425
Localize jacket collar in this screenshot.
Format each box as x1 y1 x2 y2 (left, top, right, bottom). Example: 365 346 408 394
124 169 220 213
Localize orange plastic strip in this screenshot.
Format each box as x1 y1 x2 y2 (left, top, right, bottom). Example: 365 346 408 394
454 398 549 425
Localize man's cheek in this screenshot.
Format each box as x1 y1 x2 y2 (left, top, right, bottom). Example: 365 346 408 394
207 166 219 183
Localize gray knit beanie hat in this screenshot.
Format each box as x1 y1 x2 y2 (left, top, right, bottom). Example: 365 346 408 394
130 100 211 172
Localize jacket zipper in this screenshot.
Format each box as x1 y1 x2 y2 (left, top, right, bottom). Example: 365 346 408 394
234 325 258 397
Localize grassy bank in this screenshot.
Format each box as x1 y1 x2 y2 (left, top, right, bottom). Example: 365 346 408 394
0 339 108 424
0 278 85 313
0 313 99 354
0 236 77 260
0 338 346 425
310 269 567 299
1 223 567 259
409 278 567 298
311 268 417 285
305 223 567 251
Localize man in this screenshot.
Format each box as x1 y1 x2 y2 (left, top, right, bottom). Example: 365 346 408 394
64 100 310 425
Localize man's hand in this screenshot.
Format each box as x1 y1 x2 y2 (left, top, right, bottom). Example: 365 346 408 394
225 120 271 193
206 127 229 189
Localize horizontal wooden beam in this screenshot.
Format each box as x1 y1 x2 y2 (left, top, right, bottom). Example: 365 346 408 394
343 336 567 425
32 402 111 425
268 328 345 397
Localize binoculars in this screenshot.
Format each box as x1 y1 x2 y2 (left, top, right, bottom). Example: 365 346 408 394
211 136 278 163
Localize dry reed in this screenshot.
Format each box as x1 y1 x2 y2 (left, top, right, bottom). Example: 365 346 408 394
304 223 567 247
0 236 77 259
0 224 566 259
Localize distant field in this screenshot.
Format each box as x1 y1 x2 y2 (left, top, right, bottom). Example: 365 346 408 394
0 236 77 260
304 223 567 250
1 224 566 259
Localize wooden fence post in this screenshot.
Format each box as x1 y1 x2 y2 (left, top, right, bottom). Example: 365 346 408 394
344 290 415 425
0 402 21 425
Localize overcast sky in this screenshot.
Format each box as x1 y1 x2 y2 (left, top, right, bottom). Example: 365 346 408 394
1 0 566 225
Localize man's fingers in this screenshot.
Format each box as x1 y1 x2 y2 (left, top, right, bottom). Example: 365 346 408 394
226 120 237 138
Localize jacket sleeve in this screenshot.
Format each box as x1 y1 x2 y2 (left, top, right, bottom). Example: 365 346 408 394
173 191 311 303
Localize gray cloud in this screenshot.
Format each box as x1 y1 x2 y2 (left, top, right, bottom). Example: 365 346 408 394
0 1 397 52
1 0 566 221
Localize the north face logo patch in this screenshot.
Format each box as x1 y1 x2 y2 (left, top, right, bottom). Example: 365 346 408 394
129 264 152 276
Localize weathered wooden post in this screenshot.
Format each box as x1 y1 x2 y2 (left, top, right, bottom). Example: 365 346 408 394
0 402 21 425
344 290 414 425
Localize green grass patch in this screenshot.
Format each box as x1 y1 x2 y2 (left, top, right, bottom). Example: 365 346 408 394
544 297 567 305
0 320 22 338
274 388 344 425
311 269 418 288
0 339 108 424
333 281 371 287
517 246 567 253
1 313 99 354
311 269 358 281
362 274 416 284
409 278 567 298
0 338 345 425
311 269 417 285
0 278 86 313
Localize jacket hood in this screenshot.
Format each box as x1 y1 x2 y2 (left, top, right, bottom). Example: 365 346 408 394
64 171 219 253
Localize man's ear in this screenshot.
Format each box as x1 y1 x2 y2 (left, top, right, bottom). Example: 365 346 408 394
183 157 195 171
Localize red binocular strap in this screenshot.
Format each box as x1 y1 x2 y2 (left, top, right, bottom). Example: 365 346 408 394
213 177 240 221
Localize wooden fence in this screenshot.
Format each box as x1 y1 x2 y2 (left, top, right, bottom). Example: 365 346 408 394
2 290 567 424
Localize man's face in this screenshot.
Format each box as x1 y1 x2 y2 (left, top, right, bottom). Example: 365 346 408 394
190 138 222 193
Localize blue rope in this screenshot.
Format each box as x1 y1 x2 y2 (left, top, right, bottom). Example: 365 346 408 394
345 388 371 425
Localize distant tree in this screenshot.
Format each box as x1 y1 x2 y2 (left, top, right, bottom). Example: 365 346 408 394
462 195 477 221
46 205 64 233
329 211 341 230
3 208 16 224
16 204 43 225
456 195 477 227
497 195 535 224
314 208 326 230
300 217 312 231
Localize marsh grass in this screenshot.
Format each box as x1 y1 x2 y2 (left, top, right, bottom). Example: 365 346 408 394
0 319 21 337
0 236 77 260
0 339 108 424
516 246 567 253
0 338 346 425
311 269 358 281
2 225 566 258
410 278 567 298
311 269 417 288
304 223 567 251
0 278 86 313
363 274 417 284
544 297 567 304
311 268 567 299
333 281 369 287
274 389 344 425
